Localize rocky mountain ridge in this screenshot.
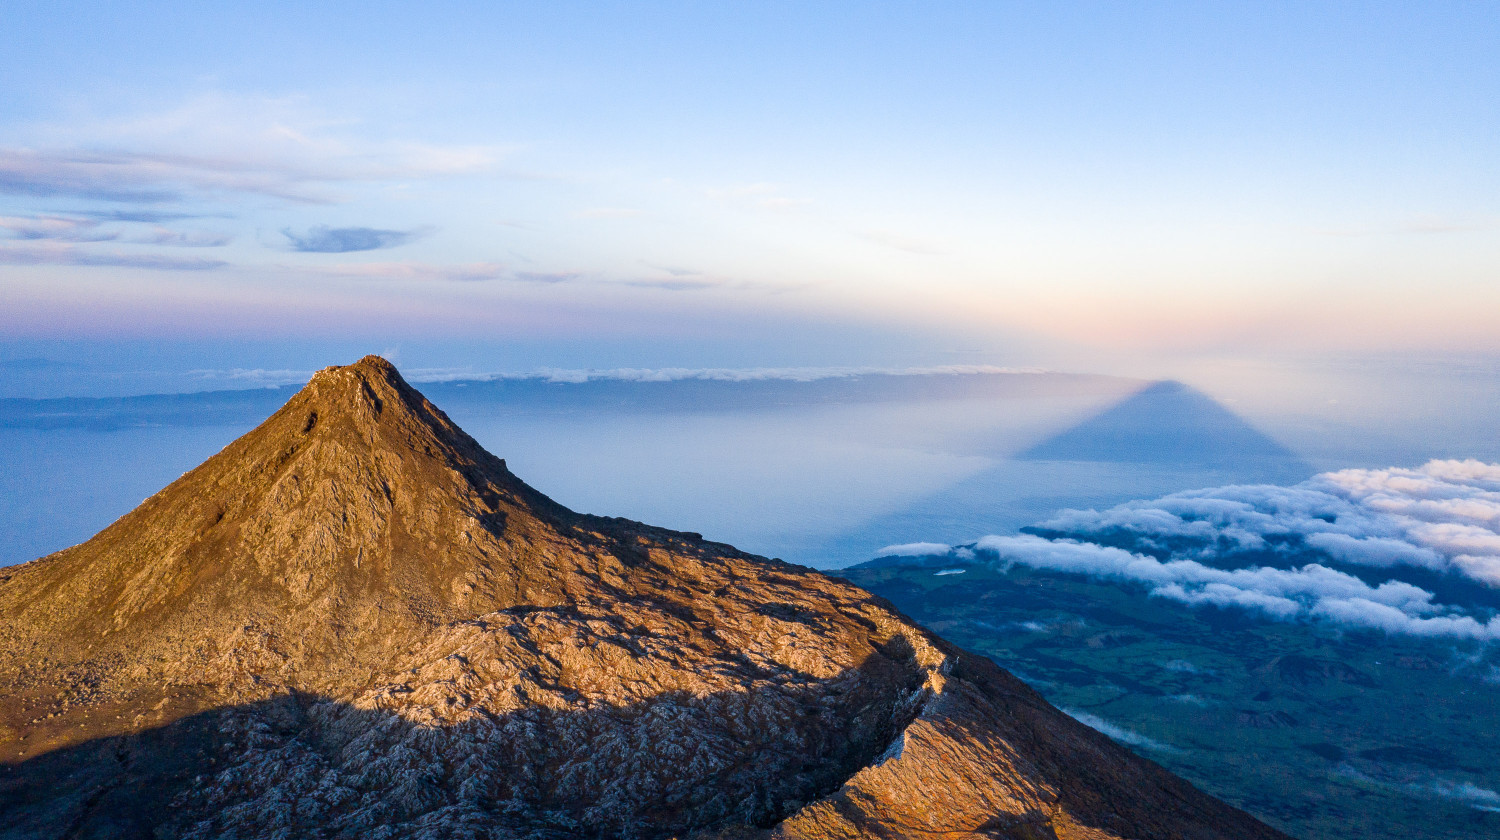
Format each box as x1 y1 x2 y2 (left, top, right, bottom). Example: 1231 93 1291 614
0 356 1291 840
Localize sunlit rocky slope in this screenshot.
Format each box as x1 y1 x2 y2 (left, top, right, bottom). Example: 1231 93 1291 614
0 357 1290 840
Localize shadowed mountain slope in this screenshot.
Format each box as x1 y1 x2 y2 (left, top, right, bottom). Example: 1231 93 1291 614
1019 381 1310 479
0 357 1291 840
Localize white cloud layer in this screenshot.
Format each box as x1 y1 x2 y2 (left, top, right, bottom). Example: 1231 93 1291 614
1031 460 1500 585
901 461 1500 641
970 533 1493 637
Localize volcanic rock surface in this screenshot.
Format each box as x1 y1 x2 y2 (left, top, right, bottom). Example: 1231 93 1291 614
0 356 1292 840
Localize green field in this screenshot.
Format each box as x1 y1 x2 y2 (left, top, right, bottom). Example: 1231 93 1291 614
838 562 1500 840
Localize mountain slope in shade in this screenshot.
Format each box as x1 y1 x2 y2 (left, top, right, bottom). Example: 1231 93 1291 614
0 357 1291 840
1019 381 1311 479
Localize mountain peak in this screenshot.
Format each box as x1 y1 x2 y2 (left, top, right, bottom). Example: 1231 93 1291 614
0 358 1291 840
346 352 399 375
303 353 401 397
295 353 450 437
304 353 404 406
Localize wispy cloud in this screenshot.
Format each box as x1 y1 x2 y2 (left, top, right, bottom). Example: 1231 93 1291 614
72 208 217 224
1064 710 1183 754
625 263 727 291
1334 764 1500 812
0 214 115 242
185 368 314 387
310 261 508 283
621 261 813 295
0 242 226 270
0 150 183 202
513 271 579 284
133 227 232 247
0 96 509 207
1422 780 1500 811
282 225 424 253
622 277 725 291
298 261 589 284
0 148 317 203
0 213 230 248
645 263 705 277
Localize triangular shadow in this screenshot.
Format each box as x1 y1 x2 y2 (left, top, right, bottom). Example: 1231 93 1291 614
1017 381 1312 476
805 383 1315 564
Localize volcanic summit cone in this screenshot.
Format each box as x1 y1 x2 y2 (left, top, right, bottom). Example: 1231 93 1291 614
0 357 1290 840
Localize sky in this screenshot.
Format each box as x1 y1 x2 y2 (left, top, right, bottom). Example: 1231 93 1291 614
1 2 1498 383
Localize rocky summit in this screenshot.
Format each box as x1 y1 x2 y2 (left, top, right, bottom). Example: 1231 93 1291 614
0 356 1291 840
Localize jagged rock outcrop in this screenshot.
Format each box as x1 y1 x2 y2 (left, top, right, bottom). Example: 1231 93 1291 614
0 356 1292 840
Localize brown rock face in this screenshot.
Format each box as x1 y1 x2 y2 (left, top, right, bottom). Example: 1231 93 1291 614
0 357 1292 840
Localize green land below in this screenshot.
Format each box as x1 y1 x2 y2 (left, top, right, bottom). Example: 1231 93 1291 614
838 562 1500 840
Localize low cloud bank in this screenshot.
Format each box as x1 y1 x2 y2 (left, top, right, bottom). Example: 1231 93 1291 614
876 542 956 558
973 532 1498 640
520 364 1039 384
1029 460 1500 586
878 461 1500 641
94 364 1052 394
392 364 1042 385
350 363 1043 385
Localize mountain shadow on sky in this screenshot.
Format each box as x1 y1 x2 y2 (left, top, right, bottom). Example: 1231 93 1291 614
1018 381 1312 480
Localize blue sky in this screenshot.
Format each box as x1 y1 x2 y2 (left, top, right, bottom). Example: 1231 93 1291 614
1 2 1497 380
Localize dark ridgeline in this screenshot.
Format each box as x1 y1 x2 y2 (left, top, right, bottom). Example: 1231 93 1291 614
0 357 1293 840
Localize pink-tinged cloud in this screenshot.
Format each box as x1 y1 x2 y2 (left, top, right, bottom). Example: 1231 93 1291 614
0 215 116 242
